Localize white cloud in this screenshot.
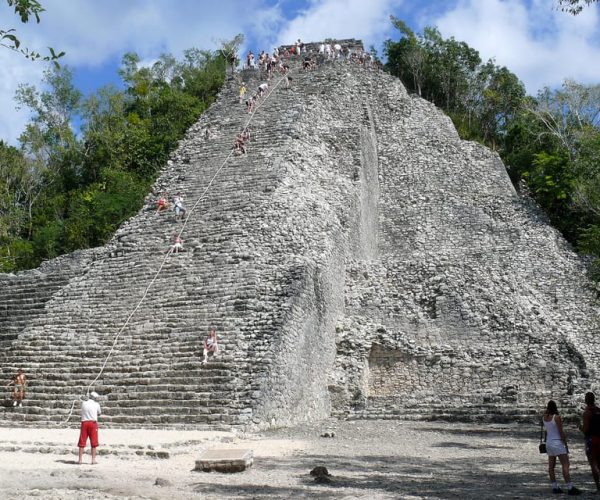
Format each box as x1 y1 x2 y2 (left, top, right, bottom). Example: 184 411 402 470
0 49 44 144
274 0 404 50
0 0 267 144
245 3 285 52
5 0 597 146
33 0 247 64
426 0 600 93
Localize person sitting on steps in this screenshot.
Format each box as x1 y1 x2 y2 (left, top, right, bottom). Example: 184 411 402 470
156 193 168 214
171 234 184 253
203 329 218 364
241 127 251 142
233 133 247 155
303 56 311 70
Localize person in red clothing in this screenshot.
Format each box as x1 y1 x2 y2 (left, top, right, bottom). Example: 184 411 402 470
78 391 101 465
156 193 168 214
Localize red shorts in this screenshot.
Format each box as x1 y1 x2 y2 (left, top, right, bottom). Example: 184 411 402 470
78 420 99 448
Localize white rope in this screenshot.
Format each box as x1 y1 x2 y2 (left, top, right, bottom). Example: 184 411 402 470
177 74 286 238
59 71 288 425
60 247 174 425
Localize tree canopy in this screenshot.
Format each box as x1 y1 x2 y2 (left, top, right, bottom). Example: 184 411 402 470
1 0 64 65
384 16 526 147
385 16 600 283
557 0 599 14
0 46 226 271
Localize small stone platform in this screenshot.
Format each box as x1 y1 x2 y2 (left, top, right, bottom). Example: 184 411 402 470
195 449 253 473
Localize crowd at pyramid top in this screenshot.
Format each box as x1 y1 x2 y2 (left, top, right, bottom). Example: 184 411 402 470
243 38 378 72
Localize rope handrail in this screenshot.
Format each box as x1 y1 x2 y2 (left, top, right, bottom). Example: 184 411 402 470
59 71 289 425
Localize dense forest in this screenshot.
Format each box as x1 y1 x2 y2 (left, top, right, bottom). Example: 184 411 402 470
0 50 226 271
384 17 600 281
1 9 600 284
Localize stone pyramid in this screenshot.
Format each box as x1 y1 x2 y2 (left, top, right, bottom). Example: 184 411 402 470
1 40 598 428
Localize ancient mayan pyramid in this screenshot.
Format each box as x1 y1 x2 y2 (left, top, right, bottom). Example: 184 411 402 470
1 40 598 428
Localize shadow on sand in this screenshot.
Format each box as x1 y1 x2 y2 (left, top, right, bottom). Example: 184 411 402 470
189 424 597 499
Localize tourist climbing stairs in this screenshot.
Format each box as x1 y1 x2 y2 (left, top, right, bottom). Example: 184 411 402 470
0 61 310 427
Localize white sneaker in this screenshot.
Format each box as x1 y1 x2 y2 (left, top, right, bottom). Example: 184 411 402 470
12 401 17 407
18 403 22 407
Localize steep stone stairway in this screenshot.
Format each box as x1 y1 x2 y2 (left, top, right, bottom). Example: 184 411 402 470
1 53 387 428
0 63 315 427
0 251 98 350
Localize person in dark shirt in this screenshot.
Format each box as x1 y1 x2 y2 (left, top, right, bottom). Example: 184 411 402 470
583 392 600 492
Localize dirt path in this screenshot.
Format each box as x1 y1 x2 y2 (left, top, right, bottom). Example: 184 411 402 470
0 420 597 499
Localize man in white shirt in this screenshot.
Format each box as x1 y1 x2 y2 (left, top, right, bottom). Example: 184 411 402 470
173 193 186 219
258 82 269 98
78 391 101 465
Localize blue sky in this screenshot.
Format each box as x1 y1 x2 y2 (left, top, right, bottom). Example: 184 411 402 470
2 0 600 145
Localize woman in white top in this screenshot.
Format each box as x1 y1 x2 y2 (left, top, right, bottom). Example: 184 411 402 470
542 400 580 495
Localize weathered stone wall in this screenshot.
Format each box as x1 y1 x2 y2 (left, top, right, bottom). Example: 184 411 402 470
329 70 600 421
0 249 99 349
1 40 599 427
242 68 382 426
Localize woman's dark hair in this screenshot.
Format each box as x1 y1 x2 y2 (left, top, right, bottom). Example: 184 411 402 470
546 400 559 415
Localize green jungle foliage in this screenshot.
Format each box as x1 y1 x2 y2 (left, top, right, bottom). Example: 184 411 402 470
385 17 600 282
0 48 226 272
1 0 64 65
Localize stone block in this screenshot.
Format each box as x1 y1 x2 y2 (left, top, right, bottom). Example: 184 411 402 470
194 449 253 473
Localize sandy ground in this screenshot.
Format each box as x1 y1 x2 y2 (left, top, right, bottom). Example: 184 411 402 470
0 420 598 499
